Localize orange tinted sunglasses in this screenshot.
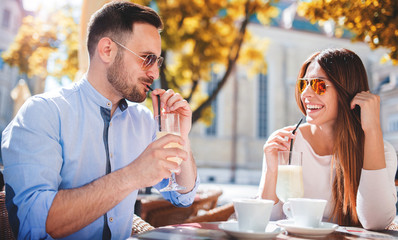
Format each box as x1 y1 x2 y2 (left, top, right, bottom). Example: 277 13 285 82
297 78 330 95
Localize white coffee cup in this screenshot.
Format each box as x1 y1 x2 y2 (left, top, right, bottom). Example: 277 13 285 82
233 198 274 232
282 198 327 228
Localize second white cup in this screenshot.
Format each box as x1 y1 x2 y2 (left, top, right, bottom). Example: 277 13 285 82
233 198 274 232
282 198 327 228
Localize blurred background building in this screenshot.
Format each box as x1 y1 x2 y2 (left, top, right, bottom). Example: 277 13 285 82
0 0 397 185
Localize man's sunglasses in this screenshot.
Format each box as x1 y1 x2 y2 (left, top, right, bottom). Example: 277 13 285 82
112 39 164 71
297 78 331 95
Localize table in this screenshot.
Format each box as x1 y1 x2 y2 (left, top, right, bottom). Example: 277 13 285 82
130 221 398 239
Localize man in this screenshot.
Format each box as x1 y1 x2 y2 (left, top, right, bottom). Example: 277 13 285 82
1 2 199 239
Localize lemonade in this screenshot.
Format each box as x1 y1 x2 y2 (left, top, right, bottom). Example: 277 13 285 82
156 131 183 166
276 165 304 202
155 113 185 191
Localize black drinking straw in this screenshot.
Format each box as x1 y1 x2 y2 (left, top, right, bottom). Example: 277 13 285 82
148 86 161 131
288 117 304 164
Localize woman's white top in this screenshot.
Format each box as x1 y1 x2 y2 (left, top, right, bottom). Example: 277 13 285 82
259 128 397 230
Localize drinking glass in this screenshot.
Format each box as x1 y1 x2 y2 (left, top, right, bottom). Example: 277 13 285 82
155 113 186 192
276 151 304 203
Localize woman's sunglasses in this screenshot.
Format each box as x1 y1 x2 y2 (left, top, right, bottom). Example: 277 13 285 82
297 78 330 95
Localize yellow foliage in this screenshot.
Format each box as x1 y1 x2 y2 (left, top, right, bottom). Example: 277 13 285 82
133 0 152 6
297 0 398 64
1 8 79 80
29 47 57 79
198 105 216 126
51 9 79 80
2 16 57 77
238 35 269 77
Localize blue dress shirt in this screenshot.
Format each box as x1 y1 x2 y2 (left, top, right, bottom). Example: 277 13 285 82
1 78 198 239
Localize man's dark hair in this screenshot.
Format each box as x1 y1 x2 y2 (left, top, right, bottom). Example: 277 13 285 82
87 1 163 59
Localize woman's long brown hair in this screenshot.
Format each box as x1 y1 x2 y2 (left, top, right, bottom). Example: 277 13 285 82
295 48 369 226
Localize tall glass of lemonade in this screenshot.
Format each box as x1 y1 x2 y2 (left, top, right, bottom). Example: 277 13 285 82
276 151 304 203
155 113 186 192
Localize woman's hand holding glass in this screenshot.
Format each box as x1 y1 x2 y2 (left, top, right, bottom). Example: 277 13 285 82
263 126 296 171
262 126 303 203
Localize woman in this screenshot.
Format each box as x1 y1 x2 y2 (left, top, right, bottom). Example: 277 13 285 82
258 48 397 230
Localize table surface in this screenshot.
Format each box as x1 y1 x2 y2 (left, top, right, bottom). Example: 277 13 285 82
130 221 398 240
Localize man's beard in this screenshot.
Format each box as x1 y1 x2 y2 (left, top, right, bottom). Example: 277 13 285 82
107 52 147 103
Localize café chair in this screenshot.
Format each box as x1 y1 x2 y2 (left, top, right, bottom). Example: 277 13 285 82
131 214 155 235
386 221 398 231
184 202 235 223
0 191 16 240
139 187 223 227
190 188 223 216
143 202 195 227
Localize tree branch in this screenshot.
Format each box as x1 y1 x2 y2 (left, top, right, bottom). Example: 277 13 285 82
186 79 199 102
159 52 169 89
191 0 252 123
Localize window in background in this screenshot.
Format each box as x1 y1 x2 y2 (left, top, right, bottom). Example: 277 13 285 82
258 73 268 138
0 88 3 117
0 50 4 70
2 9 11 29
206 70 219 136
388 114 398 132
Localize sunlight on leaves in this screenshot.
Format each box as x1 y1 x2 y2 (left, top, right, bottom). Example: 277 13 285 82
297 0 398 64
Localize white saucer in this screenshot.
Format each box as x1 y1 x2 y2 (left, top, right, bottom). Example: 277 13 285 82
219 221 284 239
276 219 338 237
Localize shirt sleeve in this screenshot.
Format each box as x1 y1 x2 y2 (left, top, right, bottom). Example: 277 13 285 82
356 140 397 230
1 96 62 239
153 175 200 207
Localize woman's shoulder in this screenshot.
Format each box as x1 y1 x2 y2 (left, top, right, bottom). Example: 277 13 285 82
383 140 397 163
293 124 312 149
297 123 311 137
381 140 397 183
383 140 396 154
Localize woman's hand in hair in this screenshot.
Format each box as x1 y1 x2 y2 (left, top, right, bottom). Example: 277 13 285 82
350 91 381 133
352 91 386 171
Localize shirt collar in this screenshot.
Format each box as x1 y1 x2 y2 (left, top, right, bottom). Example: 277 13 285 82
118 99 128 111
79 78 128 112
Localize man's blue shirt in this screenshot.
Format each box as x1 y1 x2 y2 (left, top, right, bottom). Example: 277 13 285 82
1 78 198 239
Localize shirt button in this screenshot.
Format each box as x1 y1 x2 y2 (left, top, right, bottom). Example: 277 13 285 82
109 217 113 222
110 122 112 127
110 153 113 158
107 102 111 107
